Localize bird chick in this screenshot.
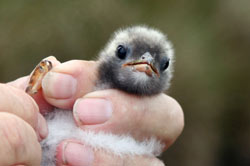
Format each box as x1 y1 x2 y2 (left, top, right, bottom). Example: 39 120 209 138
97 26 174 95
38 26 174 166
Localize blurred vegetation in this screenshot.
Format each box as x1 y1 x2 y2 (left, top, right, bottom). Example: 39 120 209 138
0 0 249 165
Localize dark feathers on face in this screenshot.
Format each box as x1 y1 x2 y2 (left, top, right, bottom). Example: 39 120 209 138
97 26 174 96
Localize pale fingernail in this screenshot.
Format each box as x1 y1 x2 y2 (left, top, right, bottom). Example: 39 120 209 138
37 114 48 140
42 72 77 99
73 98 112 125
63 142 94 166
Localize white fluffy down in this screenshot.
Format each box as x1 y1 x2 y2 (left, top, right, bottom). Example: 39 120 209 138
41 109 164 166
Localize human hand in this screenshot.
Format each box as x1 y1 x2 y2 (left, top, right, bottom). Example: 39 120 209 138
55 139 167 166
40 59 184 165
0 83 48 165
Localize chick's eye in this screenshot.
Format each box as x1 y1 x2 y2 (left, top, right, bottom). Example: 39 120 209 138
160 58 170 71
116 45 127 59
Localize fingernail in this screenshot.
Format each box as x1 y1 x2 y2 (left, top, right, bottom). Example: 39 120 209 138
42 72 77 99
37 114 48 139
73 98 112 125
63 142 94 166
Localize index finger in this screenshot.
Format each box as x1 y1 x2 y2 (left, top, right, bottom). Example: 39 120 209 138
41 60 98 109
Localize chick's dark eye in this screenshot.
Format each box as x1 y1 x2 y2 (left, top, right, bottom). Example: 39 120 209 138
160 58 170 71
116 45 127 59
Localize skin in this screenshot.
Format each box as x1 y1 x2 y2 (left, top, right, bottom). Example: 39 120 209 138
0 84 45 166
1 56 184 166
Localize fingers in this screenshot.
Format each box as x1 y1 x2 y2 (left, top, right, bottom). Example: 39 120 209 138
40 59 184 147
56 140 165 166
73 89 184 148
0 84 48 140
8 56 61 114
42 60 97 109
8 76 53 114
0 112 41 166
8 56 60 90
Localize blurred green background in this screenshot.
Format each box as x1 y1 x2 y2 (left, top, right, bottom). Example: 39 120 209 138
0 0 249 165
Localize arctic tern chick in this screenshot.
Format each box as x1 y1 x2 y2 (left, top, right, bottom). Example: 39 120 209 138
35 26 174 166
97 26 174 94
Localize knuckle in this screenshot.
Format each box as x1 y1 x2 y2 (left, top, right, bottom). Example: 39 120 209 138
0 84 38 128
165 96 184 132
0 113 40 165
0 114 27 152
157 95 184 146
171 98 185 134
